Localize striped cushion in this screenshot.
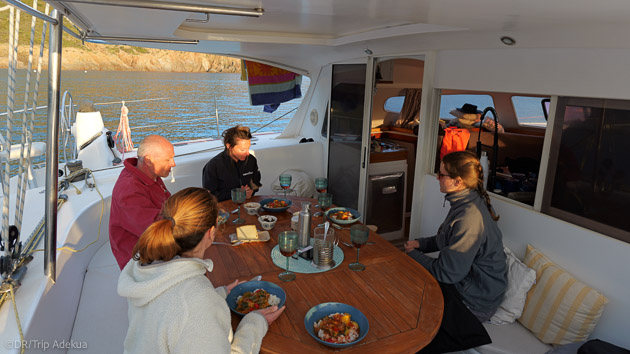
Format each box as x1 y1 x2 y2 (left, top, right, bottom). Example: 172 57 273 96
518 245 608 345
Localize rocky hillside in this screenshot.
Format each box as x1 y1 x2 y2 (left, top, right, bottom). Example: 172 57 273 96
0 9 240 73
0 42 241 72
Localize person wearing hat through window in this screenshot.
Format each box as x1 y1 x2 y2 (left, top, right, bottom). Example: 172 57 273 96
448 103 504 133
447 103 483 128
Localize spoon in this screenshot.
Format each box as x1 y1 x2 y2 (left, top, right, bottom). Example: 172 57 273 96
323 221 330 243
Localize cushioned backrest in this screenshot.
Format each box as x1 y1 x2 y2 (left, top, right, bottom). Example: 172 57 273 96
518 245 608 345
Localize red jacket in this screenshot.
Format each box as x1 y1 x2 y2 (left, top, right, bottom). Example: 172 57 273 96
109 158 171 269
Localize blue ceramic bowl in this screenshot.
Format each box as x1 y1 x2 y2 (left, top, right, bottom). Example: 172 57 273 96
325 207 361 225
226 280 286 316
260 198 293 212
304 302 369 348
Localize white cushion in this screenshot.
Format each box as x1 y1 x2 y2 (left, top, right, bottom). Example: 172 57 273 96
476 322 552 354
489 246 537 325
270 169 315 197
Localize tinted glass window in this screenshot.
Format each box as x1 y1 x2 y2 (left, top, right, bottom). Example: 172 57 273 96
546 97 630 242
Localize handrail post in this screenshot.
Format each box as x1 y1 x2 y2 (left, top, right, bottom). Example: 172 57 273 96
44 9 63 282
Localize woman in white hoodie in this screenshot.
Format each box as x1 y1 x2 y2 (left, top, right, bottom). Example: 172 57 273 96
118 187 285 353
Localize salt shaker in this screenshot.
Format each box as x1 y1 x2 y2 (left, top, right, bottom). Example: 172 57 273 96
297 201 313 260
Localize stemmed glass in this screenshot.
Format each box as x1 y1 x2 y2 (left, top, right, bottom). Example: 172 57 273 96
315 177 328 196
349 224 369 271
278 231 298 281
314 192 332 218
279 174 292 198
231 188 246 224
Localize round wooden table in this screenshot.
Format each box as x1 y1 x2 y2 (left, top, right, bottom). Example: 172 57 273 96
205 195 443 353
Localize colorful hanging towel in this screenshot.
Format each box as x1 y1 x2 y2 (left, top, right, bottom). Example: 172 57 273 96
440 127 471 159
244 60 301 112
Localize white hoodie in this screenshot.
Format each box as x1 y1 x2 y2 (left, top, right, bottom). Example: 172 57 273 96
118 257 268 353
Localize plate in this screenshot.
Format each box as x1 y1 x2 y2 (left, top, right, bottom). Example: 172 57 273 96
304 302 369 348
259 198 293 212
218 210 229 225
325 207 360 225
226 280 286 316
229 230 271 243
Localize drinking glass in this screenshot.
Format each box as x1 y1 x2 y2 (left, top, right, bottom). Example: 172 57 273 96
278 231 298 281
279 174 292 198
349 224 369 271
315 177 328 195
314 192 332 218
231 188 246 224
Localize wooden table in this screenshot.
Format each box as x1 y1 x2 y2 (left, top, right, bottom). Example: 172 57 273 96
205 196 443 353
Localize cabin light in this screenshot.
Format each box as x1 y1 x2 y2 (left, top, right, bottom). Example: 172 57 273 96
364 48 373 55
500 36 516 46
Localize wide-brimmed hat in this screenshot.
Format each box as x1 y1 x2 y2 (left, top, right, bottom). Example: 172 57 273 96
456 103 482 114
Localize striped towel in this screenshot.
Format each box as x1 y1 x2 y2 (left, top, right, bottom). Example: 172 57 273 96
244 60 302 112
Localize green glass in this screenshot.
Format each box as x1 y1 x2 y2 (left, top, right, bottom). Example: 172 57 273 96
279 174 292 198
349 224 369 271
315 192 332 218
231 188 246 224
278 231 298 281
315 177 328 194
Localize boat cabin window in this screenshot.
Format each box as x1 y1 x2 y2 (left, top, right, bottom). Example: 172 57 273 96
439 94 494 121
384 96 405 113
512 96 548 128
542 97 630 243
436 90 546 206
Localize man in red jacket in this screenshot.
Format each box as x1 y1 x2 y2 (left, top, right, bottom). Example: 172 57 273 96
109 135 176 269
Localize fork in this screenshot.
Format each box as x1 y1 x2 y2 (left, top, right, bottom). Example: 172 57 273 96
213 240 244 246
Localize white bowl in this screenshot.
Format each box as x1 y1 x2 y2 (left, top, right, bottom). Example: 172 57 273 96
258 215 278 230
243 202 261 215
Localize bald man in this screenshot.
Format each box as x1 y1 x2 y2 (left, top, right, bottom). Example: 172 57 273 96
109 135 176 269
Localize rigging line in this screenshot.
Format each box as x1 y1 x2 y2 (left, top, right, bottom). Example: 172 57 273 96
3 6 20 257
252 107 298 133
15 0 41 230
130 115 217 130
92 97 170 106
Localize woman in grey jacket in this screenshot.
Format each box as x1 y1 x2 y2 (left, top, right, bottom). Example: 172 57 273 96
404 151 507 353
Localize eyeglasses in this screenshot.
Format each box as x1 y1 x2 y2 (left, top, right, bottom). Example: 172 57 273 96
437 172 453 179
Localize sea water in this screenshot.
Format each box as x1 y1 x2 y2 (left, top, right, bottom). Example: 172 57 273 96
0 70 310 174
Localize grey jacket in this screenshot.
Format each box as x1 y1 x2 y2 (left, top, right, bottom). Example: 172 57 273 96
412 189 507 319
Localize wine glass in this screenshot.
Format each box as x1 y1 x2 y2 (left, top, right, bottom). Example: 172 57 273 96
314 192 332 218
231 188 246 224
349 224 369 271
315 177 328 196
279 174 292 198
278 231 298 281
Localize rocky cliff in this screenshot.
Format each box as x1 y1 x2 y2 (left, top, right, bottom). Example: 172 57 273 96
0 42 241 73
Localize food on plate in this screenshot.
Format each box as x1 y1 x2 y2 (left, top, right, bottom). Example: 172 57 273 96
235 288 281 314
314 312 360 344
330 210 353 220
236 225 259 240
260 215 276 222
265 199 288 209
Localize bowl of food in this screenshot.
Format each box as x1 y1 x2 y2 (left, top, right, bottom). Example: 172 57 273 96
304 302 369 348
325 207 360 225
258 215 278 230
243 202 261 215
226 280 286 316
218 209 229 225
260 198 292 212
